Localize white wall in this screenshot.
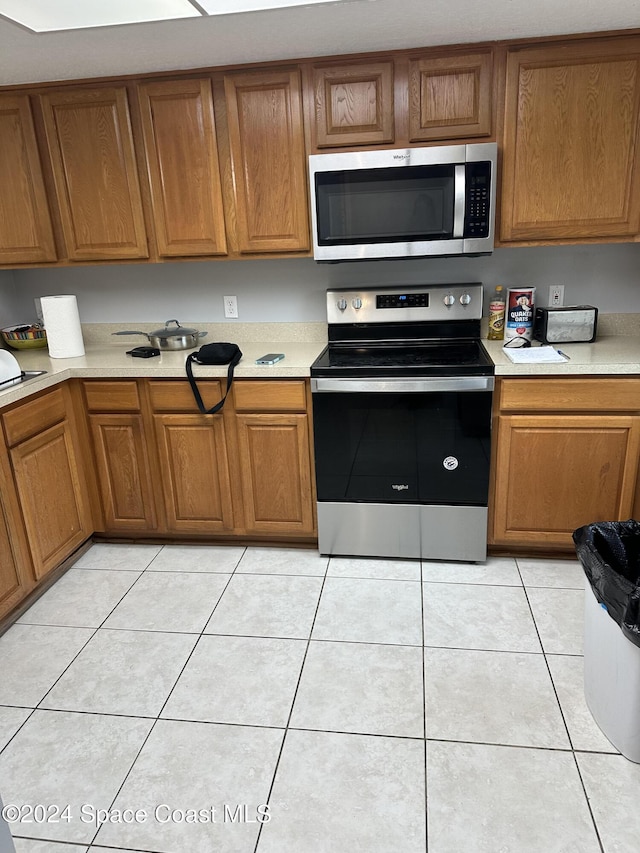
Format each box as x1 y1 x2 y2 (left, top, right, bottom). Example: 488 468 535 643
0 270 21 325
3 242 640 325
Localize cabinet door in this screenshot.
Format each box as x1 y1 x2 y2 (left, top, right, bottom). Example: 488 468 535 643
501 38 640 241
40 87 148 260
408 51 493 141
154 414 234 533
11 421 92 578
235 413 315 536
311 60 394 148
89 414 157 532
0 498 27 621
138 78 227 257
224 69 310 253
0 94 57 264
492 414 640 549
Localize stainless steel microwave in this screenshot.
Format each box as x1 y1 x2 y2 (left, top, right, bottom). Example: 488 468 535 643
308 142 497 261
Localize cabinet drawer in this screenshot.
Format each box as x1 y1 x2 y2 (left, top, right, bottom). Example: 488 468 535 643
148 380 224 412
3 386 66 446
233 380 307 412
83 381 140 412
499 378 640 413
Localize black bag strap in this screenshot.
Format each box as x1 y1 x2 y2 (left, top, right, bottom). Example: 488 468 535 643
186 348 242 414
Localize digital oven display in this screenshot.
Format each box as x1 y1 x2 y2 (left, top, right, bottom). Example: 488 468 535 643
376 293 429 309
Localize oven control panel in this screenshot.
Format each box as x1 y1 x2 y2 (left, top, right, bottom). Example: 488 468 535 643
327 283 483 324
377 292 429 309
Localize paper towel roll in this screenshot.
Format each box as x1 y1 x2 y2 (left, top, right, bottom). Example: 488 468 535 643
41 295 85 358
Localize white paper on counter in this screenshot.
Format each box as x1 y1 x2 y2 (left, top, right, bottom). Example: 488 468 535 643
502 345 568 363
41 294 85 358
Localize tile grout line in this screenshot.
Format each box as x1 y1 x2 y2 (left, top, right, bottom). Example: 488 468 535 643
3 546 615 852
252 553 331 853
420 559 429 853
83 543 246 850
7 545 168 850
515 556 607 853
19 562 147 719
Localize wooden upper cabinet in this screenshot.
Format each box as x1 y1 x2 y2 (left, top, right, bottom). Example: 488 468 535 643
311 60 394 148
223 68 310 253
137 78 227 257
501 38 640 242
408 50 493 141
0 94 57 264
39 86 148 260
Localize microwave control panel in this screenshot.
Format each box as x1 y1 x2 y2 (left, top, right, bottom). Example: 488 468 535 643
464 162 492 238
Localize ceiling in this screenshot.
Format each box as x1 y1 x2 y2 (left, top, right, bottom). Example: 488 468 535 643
0 0 638 86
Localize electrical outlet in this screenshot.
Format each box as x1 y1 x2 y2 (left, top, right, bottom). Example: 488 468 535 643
549 285 564 307
223 295 238 319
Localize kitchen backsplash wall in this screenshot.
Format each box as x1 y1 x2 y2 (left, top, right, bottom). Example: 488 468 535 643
0 270 21 323
2 243 640 326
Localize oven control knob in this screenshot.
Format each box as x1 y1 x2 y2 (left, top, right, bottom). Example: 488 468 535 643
352 298 363 310
460 293 472 305
443 294 456 307
336 298 348 311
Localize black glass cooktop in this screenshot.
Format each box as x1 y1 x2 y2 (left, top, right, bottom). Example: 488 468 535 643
311 340 494 377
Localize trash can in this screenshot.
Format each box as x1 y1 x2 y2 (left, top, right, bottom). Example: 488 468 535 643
574 520 640 762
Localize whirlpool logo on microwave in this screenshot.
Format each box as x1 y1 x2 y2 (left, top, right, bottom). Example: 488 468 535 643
392 484 410 491
392 154 411 160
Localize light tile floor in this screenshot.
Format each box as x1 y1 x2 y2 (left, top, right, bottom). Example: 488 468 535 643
0 544 638 852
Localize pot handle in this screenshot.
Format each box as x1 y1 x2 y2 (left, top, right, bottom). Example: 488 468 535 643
111 331 149 337
165 319 181 328
197 331 209 339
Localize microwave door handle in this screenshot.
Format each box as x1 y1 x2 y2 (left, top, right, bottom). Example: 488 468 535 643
453 164 465 238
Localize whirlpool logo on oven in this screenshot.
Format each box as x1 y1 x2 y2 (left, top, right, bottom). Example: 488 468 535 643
392 484 410 491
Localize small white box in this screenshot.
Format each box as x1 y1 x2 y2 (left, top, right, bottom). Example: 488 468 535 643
584 579 640 762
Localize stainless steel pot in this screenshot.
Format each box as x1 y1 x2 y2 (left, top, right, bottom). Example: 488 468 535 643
112 319 208 351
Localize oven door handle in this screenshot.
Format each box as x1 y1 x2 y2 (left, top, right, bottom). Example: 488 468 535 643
311 377 494 393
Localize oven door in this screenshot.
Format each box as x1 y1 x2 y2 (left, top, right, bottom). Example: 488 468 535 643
311 376 494 560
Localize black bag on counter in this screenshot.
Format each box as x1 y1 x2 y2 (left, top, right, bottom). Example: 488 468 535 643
185 343 242 414
573 520 640 648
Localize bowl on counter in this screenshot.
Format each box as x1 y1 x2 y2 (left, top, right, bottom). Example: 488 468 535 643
1 324 48 350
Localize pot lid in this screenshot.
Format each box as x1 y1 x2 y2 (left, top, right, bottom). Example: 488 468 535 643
152 320 199 338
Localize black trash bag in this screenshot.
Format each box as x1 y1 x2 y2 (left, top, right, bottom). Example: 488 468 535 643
573 520 640 648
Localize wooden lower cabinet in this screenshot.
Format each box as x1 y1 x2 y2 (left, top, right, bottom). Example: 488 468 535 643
83 381 157 534
235 413 315 536
154 414 234 534
490 378 640 550
88 414 157 532
8 415 92 579
0 500 24 619
0 447 34 620
146 378 316 539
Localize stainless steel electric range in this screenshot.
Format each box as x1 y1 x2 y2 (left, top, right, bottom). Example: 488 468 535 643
310 283 495 562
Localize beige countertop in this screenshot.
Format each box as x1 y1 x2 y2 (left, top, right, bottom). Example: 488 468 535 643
1 327 639 408
485 336 640 376
0 339 328 407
